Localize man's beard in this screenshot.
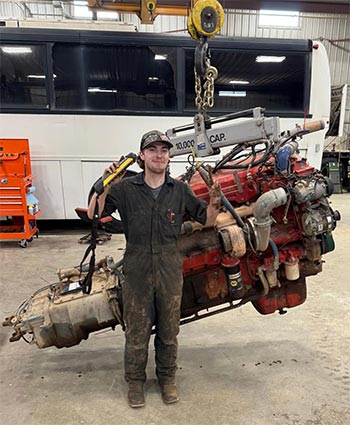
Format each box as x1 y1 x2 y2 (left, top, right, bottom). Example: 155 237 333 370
146 161 169 174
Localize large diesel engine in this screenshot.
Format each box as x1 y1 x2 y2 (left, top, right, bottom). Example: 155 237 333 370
179 150 339 319
3 110 340 349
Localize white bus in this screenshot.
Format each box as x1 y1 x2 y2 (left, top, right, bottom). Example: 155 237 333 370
0 24 330 219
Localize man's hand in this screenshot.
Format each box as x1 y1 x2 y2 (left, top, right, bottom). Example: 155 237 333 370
205 180 222 226
196 164 222 208
103 157 127 187
208 181 222 210
195 163 222 224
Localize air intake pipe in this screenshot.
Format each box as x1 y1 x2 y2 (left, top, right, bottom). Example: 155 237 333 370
250 188 288 251
276 140 299 174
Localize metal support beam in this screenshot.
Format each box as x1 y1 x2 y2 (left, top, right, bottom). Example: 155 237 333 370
87 0 189 19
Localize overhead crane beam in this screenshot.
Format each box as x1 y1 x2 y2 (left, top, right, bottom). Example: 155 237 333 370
87 0 189 24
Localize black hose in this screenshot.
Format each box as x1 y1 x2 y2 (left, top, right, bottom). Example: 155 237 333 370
213 144 245 172
214 142 272 171
221 195 246 229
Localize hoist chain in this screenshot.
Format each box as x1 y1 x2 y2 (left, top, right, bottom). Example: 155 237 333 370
194 44 218 113
194 68 203 110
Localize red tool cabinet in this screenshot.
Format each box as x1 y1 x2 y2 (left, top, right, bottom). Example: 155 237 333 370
0 139 41 247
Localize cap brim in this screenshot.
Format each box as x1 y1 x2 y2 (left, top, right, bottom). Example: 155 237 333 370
142 140 173 150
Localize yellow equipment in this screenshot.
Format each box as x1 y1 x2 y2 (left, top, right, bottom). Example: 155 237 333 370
93 153 137 195
187 0 224 41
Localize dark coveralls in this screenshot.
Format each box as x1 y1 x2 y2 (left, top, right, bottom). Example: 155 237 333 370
105 172 207 385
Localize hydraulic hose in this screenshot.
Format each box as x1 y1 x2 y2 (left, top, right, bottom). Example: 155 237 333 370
269 239 279 271
269 239 278 258
221 196 245 229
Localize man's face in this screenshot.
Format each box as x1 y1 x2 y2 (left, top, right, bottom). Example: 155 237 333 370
140 142 170 174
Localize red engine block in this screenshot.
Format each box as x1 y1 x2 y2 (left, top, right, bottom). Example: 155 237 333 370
179 155 320 317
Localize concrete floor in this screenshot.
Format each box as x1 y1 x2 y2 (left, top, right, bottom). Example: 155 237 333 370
0 193 349 425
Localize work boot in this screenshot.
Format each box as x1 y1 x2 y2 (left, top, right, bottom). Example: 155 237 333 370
160 383 179 404
127 382 145 408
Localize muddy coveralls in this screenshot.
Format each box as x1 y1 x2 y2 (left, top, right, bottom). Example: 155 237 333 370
105 172 207 385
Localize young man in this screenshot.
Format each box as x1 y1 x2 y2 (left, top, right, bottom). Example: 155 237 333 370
88 130 221 408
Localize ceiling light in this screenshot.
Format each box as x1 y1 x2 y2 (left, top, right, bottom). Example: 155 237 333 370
155 54 167 60
1 46 32 54
88 87 118 93
259 9 299 28
229 80 249 85
27 74 57 79
256 56 286 63
219 91 246 97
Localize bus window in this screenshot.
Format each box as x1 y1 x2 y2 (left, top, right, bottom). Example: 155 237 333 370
53 44 86 109
53 43 178 112
184 49 309 115
0 44 48 108
84 45 177 112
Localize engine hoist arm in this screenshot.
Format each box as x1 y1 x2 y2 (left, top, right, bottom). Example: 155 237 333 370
167 110 326 159
167 107 280 158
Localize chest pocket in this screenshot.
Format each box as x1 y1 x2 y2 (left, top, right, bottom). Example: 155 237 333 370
159 206 183 240
125 193 151 238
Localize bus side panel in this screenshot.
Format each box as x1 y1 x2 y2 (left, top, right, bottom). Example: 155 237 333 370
298 42 331 170
31 160 65 219
61 161 85 219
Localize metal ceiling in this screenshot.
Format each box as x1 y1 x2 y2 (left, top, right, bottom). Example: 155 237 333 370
87 0 350 15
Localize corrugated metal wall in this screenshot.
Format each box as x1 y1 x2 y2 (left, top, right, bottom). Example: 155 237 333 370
0 1 72 19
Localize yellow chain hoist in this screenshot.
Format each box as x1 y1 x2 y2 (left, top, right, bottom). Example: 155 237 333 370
187 0 224 114
187 0 224 41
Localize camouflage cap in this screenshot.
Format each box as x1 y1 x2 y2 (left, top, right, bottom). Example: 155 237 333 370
140 130 173 151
